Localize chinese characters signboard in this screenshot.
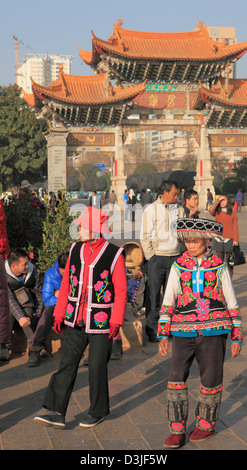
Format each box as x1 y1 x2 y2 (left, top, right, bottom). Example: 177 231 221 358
67 133 115 147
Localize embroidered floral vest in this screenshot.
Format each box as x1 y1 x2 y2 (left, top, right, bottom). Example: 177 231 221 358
158 251 242 341
174 251 227 322
64 240 123 333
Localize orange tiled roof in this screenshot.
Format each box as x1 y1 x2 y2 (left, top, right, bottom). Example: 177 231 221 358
79 19 247 64
30 67 146 105
22 89 36 107
198 78 247 107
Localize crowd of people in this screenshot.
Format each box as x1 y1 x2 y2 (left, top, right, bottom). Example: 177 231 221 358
0 179 244 449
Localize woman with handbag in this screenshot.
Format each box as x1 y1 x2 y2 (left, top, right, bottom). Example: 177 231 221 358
208 195 239 278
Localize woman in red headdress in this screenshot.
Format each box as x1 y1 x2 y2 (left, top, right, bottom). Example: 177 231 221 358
34 207 127 429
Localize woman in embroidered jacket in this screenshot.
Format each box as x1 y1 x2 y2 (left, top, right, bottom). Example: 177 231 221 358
34 207 127 429
157 218 242 449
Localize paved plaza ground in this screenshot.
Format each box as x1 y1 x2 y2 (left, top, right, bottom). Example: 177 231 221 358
1 206 247 460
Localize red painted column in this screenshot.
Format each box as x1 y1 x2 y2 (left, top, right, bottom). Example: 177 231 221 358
200 160 203 186
114 160 117 186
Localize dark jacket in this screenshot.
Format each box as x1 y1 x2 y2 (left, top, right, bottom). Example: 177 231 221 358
142 193 153 206
89 195 102 208
42 260 62 307
0 257 10 343
183 205 200 219
5 260 43 322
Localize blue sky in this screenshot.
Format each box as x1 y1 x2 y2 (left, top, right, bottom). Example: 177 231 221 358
1 0 247 86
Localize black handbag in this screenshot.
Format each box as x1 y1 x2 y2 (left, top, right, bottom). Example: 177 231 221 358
228 245 246 267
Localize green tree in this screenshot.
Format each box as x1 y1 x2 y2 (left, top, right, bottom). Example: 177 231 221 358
0 84 48 190
36 193 74 276
134 162 158 174
232 156 247 192
180 132 197 172
4 195 45 253
79 163 99 179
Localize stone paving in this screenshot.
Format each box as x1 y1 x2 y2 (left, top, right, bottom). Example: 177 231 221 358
1 207 247 455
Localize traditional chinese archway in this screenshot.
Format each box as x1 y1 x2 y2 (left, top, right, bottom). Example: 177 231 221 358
23 20 247 209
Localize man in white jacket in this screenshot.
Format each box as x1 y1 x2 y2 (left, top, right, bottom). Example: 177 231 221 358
140 180 183 341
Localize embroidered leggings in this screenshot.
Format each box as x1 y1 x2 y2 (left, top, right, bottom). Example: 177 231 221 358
167 334 227 434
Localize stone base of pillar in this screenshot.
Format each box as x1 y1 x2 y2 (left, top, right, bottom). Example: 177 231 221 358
194 177 215 212
110 175 126 210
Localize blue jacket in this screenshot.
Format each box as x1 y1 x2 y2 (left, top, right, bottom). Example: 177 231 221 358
42 260 63 307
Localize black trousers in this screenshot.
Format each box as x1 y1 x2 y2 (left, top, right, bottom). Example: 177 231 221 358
146 254 177 333
166 335 227 433
43 326 113 417
31 305 55 349
11 315 38 344
169 334 227 387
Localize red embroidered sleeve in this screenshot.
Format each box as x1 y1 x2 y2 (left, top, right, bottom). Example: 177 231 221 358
157 305 175 339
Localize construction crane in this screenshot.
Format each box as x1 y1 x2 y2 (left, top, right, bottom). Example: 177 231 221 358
10 34 33 84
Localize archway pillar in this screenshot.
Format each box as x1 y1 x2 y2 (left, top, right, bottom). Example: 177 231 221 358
45 129 68 194
194 125 215 211
110 126 126 209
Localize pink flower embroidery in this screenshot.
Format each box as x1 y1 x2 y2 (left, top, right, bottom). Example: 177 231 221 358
167 306 174 314
197 312 210 321
181 271 192 282
174 314 184 322
201 259 211 269
196 298 210 313
210 290 219 300
73 276 78 286
171 423 184 432
94 311 109 328
182 294 191 306
197 418 212 430
71 265 76 274
185 259 196 269
205 271 216 281
203 286 213 294
104 290 112 302
185 314 197 322
94 311 108 323
177 255 187 266
183 286 192 294
94 280 104 291
66 303 74 314
211 311 224 319
157 322 170 336
229 309 239 317
211 255 222 265
232 327 242 341
100 270 109 279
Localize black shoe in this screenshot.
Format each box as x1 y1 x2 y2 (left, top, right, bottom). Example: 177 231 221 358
79 414 104 428
34 411 65 428
110 339 123 360
145 326 159 342
27 347 42 367
0 343 10 361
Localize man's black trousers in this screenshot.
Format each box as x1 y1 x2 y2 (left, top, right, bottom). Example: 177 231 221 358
146 254 177 334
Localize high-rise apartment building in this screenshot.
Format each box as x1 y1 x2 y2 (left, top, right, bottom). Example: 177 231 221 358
17 53 73 93
207 26 237 78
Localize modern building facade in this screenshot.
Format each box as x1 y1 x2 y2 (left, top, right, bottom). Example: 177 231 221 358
17 53 73 93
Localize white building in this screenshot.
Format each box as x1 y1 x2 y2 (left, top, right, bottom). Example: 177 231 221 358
17 53 73 93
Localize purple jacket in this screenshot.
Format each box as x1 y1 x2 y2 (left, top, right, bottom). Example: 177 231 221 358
0 256 10 344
